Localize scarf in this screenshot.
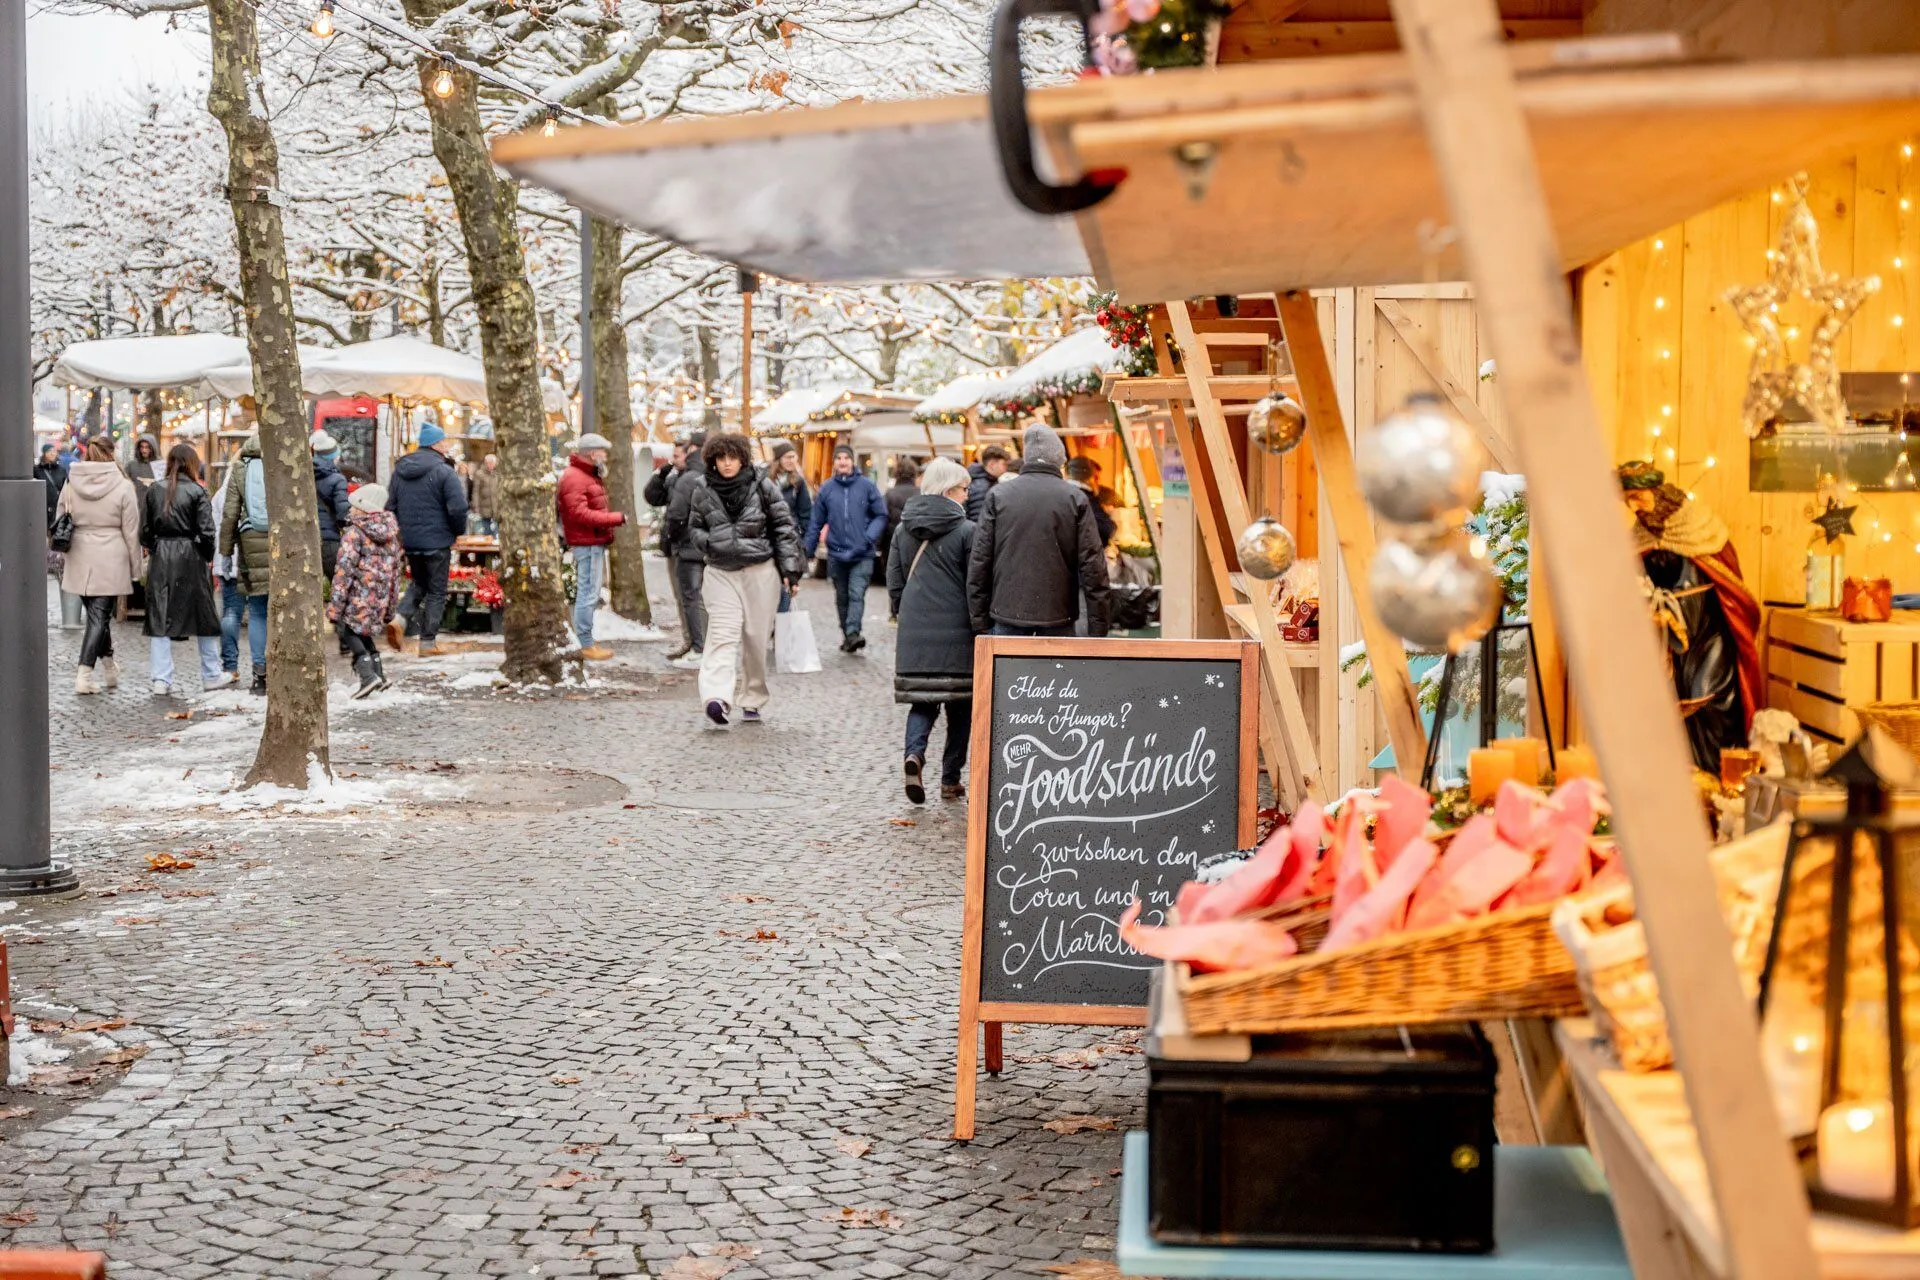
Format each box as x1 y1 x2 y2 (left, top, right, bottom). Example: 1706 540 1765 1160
707 465 759 525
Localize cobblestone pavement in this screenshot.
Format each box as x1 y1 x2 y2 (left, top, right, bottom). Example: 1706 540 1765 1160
0 566 1141 1278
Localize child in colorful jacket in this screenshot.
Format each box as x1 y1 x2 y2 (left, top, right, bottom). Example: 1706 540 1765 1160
329 483 405 699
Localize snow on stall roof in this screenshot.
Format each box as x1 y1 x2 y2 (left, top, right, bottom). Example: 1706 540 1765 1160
50 334 250 396
303 336 492 405
911 372 1008 420
753 385 851 431
197 345 333 401
995 328 1127 402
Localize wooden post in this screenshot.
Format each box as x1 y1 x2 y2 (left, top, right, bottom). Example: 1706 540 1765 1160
1274 292 1428 780
1387 1 1818 1275
740 287 754 431
1110 404 1160 559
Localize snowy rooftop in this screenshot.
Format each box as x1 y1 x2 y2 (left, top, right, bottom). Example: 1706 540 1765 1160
995 328 1127 402
754 386 851 431
911 372 1009 420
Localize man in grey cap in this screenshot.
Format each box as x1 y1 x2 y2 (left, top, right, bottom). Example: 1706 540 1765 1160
558 432 628 660
967 423 1110 638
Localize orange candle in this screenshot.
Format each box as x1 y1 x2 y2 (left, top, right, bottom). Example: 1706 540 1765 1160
1493 736 1545 786
1556 744 1599 783
1469 748 1516 805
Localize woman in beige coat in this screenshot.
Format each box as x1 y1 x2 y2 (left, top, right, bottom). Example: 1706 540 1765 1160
57 437 142 694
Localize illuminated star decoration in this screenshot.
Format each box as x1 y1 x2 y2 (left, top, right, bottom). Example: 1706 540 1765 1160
1813 500 1858 543
1724 172 1880 437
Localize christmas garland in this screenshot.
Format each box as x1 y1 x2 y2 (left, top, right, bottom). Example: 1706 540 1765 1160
911 408 972 426
807 404 865 424
1092 0 1231 74
1092 290 1156 377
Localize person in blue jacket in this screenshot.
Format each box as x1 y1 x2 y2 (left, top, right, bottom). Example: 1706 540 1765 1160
383 423 468 656
803 444 887 653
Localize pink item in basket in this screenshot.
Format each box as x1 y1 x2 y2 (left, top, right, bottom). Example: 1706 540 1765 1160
1118 901 1299 974
1373 775 1432 872
1510 824 1592 907
1320 837 1439 952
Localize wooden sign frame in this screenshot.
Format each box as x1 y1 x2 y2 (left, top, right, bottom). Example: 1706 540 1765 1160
954 635 1260 1140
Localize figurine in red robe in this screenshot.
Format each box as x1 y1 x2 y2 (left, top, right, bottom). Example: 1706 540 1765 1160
1619 462 1763 773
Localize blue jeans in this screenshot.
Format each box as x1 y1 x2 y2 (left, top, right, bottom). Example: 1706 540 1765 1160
219 578 245 673
571 544 606 647
150 635 222 689
905 698 972 786
990 622 1076 637
827 557 873 637
245 593 268 674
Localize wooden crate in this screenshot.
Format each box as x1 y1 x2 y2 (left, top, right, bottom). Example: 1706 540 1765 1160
1764 608 1920 745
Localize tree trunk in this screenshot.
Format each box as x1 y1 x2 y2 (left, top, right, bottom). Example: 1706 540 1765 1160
397 11 569 683
693 324 721 429
208 0 331 787
590 214 650 623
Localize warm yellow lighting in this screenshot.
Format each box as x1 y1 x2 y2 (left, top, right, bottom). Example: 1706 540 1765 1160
311 1 334 37
1772 191 1783 204
1907 144 1916 159
432 61 456 97
1653 238 1665 251
1905 198 1914 211
1665 447 1677 461
1786 326 1800 340
1705 455 1717 468
1662 405 1673 417
1660 348 1672 359
542 114 557 138
1650 425 1663 438
1896 315 1907 328
1654 296 1667 310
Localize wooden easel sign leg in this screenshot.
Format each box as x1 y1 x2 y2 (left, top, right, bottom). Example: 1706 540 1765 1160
953 635 1258 1140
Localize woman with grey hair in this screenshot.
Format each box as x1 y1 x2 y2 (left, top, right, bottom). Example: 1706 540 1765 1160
886 456 978 803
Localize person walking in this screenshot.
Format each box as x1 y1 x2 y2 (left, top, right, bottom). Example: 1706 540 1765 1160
218 434 275 694
311 432 352 580
662 431 710 668
558 433 628 661
888 457 978 804
768 441 813 613
330 484 403 699
803 444 886 653
965 445 1010 522
383 423 468 657
57 437 141 695
141 445 224 697
877 457 919 588
967 424 1111 639
681 433 802 727
470 452 501 536
124 434 160 489
1066 455 1118 548
34 443 66 532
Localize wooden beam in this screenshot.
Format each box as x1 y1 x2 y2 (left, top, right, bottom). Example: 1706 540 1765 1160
1274 291 1428 782
1218 17 1582 62
1374 298 1518 471
1106 374 1296 405
1167 302 1326 805
1388 2 1818 1277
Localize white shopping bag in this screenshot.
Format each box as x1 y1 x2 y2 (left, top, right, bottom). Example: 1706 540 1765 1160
774 609 823 674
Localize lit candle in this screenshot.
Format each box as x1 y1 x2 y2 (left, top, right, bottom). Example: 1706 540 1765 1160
1468 748 1515 805
1555 745 1599 783
1819 1099 1897 1201
1492 737 1545 786
1762 1017 1823 1137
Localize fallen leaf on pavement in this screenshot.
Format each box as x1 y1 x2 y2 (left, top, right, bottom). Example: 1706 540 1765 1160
311 1044 330 1056
752 928 778 941
1043 1115 1119 1135
0 1208 36 1227
550 1075 581 1085
538 1170 596 1188
28 1018 127 1035
98 1046 149 1066
114 916 162 926
711 1244 759 1260
146 853 197 873
694 1109 760 1123
828 1207 901 1230
162 889 215 900
725 894 772 904
661 1258 734 1280
0 1108 32 1121
889 818 917 827
164 711 191 721
834 1138 872 1159
1045 1263 1122 1279
562 1143 601 1155
412 956 454 968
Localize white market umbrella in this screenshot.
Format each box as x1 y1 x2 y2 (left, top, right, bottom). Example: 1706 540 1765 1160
50 334 250 398
302 336 490 405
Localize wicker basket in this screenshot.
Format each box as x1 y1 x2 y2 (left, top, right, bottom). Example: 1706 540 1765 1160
1550 822 1788 1072
1177 897 1585 1035
1856 702 1920 759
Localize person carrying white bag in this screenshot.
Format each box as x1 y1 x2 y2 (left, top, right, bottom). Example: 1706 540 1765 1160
886 457 979 804
774 604 823 674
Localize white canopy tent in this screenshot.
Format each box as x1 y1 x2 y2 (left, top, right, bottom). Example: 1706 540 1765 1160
297 336 491 405
49 334 250 399
198 345 332 400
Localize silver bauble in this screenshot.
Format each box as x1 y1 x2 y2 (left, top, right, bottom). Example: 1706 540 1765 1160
1370 532 1501 652
1236 516 1297 581
1248 394 1307 455
1355 390 1487 526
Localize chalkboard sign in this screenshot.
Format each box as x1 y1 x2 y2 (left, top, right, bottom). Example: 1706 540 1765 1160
955 636 1257 1138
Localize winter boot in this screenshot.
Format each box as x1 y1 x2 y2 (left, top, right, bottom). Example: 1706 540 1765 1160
74 666 98 696
97 655 119 688
371 653 391 692
350 655 380 700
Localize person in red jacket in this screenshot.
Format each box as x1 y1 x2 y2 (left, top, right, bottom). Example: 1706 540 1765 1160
557 433 627 659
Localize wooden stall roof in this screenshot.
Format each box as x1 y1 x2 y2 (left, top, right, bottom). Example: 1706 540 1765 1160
495 43 1920 301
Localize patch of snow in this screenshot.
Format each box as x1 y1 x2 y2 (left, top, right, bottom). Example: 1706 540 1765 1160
448 670 507 690
1479 471 1526 507
328 683 434 712
8 1030 70 1086
84 756 467 815
592 609 666 642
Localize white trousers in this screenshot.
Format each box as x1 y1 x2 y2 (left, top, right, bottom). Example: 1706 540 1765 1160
699 560 780 711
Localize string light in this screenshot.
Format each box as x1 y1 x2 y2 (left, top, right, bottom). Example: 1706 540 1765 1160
432 56 456 98
542 107 560 138
311 0 335 38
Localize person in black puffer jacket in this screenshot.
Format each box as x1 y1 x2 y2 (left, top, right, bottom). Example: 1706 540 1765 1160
383 424 468 656
887 457 978 804
966 423 1110 637
683 433 803 728
142 444 224 696
311 432 352 579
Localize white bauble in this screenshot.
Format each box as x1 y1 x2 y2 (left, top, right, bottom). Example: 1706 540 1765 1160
1370 533 1501 652
1356 391 1487 526
1236 517 1297 581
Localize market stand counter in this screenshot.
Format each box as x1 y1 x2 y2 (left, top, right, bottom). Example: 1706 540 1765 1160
444 535 503 633
1766 610 1920 748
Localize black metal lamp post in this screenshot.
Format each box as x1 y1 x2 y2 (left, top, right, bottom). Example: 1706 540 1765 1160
0 0 80 896
1757 726 1920 1227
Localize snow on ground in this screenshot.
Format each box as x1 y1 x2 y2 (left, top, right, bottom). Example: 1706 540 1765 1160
448 670 508 690
84 757 469 816
592 608 666 642
7 1031 70 1087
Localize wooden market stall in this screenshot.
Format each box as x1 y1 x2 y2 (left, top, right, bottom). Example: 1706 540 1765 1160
494 6 1920 1276
750 385 921 482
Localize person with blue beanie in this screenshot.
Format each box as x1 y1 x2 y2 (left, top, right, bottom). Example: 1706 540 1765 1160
383 422 467 656
802 444 887 652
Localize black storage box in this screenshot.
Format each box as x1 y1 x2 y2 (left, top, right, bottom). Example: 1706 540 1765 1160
1148 1022 1496 1253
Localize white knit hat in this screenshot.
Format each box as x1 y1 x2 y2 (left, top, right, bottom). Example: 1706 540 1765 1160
349 483 388 513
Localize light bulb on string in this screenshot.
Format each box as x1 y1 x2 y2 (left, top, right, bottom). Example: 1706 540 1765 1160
311 0 334 38
542 107 560 138
432 57 457 98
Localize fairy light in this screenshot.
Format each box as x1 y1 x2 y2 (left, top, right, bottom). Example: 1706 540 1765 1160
542 106 560 137
432 56 456 97
311 0 335 38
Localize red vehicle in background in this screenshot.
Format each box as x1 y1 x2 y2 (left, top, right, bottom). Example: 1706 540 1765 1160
312 395 381 485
